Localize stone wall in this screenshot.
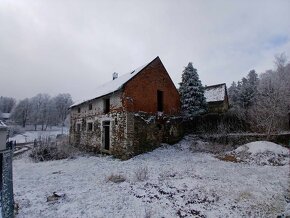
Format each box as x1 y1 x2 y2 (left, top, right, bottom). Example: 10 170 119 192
122 113 184 159
70 110 184 160
70 91 125 152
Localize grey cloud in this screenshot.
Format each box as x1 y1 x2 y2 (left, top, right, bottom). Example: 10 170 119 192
0 0 289 102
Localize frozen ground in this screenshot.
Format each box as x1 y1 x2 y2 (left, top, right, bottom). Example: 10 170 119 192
13 137 289 218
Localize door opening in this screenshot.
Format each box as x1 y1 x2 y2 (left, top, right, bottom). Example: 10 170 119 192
103 121 110 150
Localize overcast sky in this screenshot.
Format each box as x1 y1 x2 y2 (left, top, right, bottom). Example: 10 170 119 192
0 0 289 102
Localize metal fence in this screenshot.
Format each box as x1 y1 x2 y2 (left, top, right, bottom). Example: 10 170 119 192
0 149 14 218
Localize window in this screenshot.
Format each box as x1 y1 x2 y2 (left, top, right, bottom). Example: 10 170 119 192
77 107 81 113
89 103 92 110
157 90 164 112
104 98 110 114
76 123 81 132
87 122 93 131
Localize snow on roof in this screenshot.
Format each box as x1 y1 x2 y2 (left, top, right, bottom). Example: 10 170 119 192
0 113 10 119
70 59 155 108
204 83 226 102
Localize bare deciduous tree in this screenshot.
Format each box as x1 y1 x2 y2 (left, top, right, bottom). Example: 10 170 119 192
11 98 32 127
0 96 16 113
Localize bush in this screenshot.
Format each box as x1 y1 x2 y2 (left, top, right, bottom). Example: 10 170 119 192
30 136 79 162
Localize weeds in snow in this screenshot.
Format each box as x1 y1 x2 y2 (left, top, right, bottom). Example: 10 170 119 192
135 166 149 181
107 174 126 183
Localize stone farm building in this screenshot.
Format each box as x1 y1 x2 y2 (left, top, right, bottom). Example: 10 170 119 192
69 57 182 159
204 83 229 113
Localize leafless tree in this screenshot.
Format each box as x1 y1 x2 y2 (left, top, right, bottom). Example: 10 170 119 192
11 98 32 127
249 54 290 136
0 96 16 113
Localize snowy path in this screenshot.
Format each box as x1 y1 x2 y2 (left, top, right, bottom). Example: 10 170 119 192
13 139 288 218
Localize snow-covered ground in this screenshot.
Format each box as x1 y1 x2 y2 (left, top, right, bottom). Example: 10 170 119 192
13 138 289 217
9 127 68 144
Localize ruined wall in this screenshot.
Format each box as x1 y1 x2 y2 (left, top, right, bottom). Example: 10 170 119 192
207 100 228 113
122 57 180 115
122 112 184 159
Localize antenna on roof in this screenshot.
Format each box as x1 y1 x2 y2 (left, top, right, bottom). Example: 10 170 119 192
113 72 118 80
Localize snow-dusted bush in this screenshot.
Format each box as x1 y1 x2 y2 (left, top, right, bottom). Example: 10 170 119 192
30 136 79 162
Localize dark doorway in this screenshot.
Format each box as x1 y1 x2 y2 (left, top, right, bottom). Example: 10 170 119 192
103 121 110 150
157 90 163 112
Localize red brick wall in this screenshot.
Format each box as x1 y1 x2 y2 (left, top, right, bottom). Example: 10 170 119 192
122 57 180 115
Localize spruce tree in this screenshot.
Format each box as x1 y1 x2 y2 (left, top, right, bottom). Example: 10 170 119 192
179 62 207 117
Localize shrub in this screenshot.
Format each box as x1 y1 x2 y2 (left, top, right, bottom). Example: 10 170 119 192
30 136 78 162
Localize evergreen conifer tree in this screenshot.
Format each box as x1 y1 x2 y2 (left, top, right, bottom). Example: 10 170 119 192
179 62 207 117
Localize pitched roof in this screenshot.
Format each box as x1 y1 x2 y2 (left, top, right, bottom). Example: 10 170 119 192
70 57 158 108
204 83 227 102
0 113 10 119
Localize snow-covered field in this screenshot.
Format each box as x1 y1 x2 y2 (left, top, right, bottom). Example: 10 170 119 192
10 127 68 144
13 138 289 218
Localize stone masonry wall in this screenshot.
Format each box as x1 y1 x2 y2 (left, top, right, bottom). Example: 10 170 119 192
70 91 125 152
123 112 184 159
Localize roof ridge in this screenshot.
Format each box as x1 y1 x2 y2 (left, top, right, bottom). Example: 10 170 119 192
70 57 158 108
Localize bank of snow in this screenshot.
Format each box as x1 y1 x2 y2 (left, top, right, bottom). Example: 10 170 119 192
13 138 289 217
235 141 288 155
229 141 289 166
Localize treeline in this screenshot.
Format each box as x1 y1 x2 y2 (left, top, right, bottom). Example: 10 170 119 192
0 96 16 113
228 54 290 135
0 93 73 130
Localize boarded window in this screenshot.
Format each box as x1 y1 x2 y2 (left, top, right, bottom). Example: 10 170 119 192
104 98 110 114
87 122 93 131
89 103 92 110
157 90 163 112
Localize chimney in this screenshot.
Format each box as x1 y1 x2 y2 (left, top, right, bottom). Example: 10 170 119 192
113 72 118 80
